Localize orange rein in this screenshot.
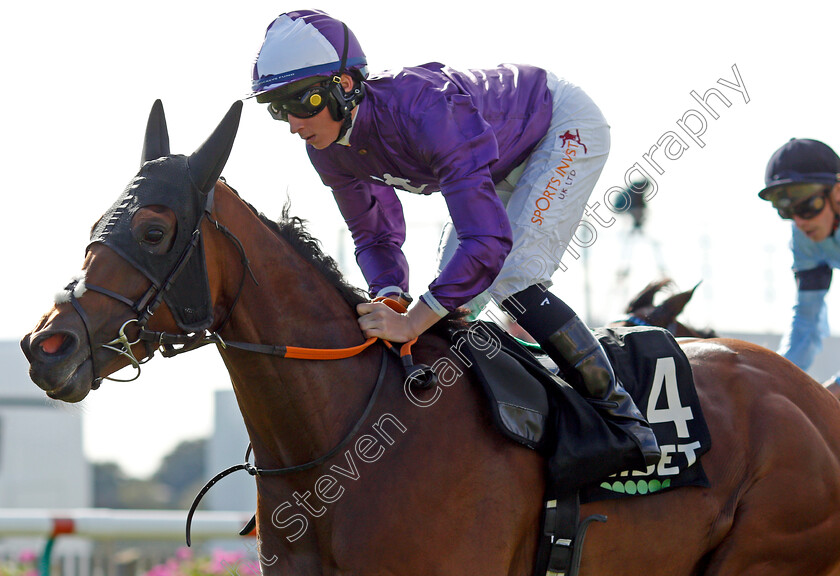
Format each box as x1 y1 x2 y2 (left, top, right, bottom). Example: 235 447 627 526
278 296 417 361
282 336 380 360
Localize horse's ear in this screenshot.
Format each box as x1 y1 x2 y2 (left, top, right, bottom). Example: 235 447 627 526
654 282 701 322
188 100 243 194
626 278 673 313
141 99 171 165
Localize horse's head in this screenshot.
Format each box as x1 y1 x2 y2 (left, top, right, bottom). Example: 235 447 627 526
619 279 717 339
20 100 242 402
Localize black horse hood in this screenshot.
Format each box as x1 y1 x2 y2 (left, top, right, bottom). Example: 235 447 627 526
88 99 242 333
90 155 214 332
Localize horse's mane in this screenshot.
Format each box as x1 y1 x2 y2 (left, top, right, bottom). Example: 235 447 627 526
226 182 467 336
225 182 368 308
274 204 371 307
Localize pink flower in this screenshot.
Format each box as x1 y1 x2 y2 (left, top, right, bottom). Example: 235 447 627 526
18 550 38 564
238 560 262 575
210 549 245 574
144 564 174 576
175 547 193 561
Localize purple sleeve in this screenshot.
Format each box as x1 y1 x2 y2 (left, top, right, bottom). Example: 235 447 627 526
414 94 513 311
332 181 410 296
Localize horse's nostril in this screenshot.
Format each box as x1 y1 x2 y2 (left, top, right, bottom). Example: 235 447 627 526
31 331 77 359
40 334 67 355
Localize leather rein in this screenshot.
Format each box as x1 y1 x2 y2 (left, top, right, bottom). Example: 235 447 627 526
65 182 427 545
66 183 390 387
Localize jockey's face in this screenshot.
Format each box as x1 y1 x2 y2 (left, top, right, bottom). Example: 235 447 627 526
283 73 355 150
289 108 341 150
287 106 343 150
792 183 840 242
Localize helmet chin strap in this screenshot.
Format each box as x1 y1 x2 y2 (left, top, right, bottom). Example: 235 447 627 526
336 108 354 142
332 81 364 142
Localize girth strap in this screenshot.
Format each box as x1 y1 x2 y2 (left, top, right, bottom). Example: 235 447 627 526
535 494 607 576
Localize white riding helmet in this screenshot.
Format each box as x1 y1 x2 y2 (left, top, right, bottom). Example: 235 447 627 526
249 10 368 100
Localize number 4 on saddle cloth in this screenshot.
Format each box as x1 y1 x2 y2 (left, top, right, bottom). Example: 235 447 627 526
450 321 711 575
450 321 712 501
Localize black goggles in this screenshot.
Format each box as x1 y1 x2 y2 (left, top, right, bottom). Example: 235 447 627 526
771 183 832 220
267 84 331 122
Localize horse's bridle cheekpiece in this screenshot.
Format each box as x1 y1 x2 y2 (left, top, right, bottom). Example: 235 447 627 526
91 156 215 332
60 99 435 545
62 99 244 386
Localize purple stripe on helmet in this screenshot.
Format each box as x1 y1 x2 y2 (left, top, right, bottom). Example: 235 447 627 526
285 10 365 64
252 56 368 93
249 10 367 98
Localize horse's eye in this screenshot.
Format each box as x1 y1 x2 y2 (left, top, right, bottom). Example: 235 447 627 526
143 228 165 245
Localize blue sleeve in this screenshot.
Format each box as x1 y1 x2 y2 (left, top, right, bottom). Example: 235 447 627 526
331 182 410 296
778 287 829 370
780 226 835 370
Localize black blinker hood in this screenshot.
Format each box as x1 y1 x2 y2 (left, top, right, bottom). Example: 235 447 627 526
89 99 242 333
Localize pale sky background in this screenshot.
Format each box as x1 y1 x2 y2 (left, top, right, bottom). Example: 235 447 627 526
3 1 839 477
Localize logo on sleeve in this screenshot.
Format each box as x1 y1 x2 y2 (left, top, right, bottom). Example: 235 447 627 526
371 173 430 195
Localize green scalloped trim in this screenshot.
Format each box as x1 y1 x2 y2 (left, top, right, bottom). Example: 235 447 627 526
599 478 672 495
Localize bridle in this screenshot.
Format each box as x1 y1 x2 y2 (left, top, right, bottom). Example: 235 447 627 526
623 313 678 337
63 179 434 547
64 184 256 388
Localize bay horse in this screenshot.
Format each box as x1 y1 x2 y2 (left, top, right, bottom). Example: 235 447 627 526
20 101 840 575
621 278 717 338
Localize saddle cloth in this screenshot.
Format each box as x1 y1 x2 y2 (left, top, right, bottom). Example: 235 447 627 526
451 321 711 500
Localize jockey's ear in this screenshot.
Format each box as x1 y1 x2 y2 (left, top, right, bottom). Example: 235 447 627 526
339 73 356 93
829 183 840 208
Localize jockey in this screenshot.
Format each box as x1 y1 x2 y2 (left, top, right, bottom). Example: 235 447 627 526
249 9 660 467
759 138 840 388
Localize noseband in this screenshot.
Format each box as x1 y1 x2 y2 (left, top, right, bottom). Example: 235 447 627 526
65 279 157 388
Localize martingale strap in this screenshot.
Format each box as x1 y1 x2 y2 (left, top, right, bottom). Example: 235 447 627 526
184 345 390 546
183 298 437 545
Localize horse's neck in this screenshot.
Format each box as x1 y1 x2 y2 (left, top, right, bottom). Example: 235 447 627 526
210 188 378 468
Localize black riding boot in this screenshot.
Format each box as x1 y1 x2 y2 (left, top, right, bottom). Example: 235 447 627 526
545 315 661 466
502 285 661 467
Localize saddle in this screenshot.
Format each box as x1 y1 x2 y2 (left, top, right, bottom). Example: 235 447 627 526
451 320 710 494
449 321 711 576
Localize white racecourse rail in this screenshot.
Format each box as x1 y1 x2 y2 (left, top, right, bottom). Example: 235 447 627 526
0 508 254 539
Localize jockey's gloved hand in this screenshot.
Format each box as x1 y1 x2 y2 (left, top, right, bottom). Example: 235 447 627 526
374 286 413 310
